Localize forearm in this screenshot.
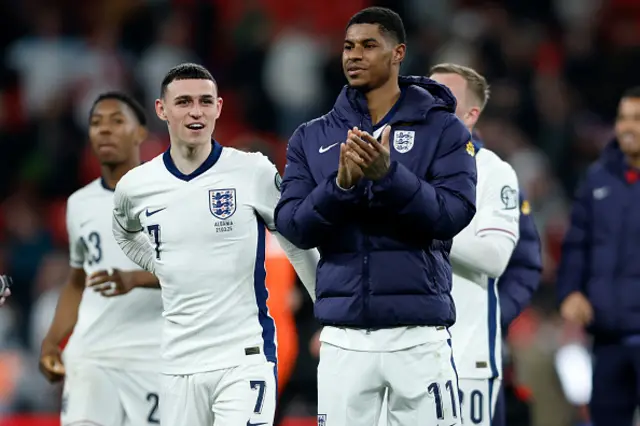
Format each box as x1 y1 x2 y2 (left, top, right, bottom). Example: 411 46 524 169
113 217 156 273
274 232 319 302
275 175 362 249
499 278 537 328
371 162 475 240
44 281 84 344
129 271 160 289
450 233 516 278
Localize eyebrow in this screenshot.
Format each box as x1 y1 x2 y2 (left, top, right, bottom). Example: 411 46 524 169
344 37 379 45
174 94 215 101
91 111 124 119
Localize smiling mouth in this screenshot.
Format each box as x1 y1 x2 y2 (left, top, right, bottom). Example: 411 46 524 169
186 123 205 130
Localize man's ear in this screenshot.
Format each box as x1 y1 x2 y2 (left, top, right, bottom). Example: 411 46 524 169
155 99 167 122
393 43 406 65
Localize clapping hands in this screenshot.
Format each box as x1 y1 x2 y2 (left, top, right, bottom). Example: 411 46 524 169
336 126 392 189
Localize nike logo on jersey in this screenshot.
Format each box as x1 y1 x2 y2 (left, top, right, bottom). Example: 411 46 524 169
319 142 340 153
145 207 166 217
247 422 267 426
79 219 92 227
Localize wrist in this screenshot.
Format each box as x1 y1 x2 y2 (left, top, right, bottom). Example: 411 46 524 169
42 335 60 351
335 177 354 191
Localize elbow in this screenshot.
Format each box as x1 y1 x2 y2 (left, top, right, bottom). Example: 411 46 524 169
485 261 509 279
274 217 316 250
432 201 477 240
274 204 321 250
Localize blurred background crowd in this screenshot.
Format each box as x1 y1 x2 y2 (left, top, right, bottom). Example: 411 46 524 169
0 0 639 425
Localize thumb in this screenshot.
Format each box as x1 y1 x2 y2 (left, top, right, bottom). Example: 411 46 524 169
381 125 391 148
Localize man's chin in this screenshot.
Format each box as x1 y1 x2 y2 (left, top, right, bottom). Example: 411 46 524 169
98 155 124 167
346 77 370 92
183 136 212 147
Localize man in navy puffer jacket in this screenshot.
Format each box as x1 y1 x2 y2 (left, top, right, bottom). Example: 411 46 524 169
557 86 640 426
275 6 476 426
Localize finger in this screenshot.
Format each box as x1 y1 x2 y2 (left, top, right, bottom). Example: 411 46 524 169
87 270 110 280
94 282 117 294
102 290 125 298
346 139 373 163
42 357 65 376
380 126 391 148
86 275 113 287
583 305 594 325
357 130 378 145
346 150 366 167
348 133 378 157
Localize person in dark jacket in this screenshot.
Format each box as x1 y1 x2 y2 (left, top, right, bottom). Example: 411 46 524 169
275 7 476 426
557 86 640 426
498 192 542 332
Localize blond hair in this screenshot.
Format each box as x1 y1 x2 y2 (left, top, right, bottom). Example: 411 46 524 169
430 63 490 110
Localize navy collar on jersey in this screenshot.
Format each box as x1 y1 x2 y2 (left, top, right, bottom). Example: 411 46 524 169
100 177 115 192
163 140 223 182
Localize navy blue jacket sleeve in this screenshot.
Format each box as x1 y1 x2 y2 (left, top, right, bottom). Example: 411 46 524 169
556 178 592 305
274 124 364 249
499 194 542 330
369 114 477 240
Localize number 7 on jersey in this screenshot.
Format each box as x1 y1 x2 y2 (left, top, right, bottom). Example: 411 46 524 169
147 225 162 260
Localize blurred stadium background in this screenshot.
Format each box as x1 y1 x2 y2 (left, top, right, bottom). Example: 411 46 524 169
0 0 638 425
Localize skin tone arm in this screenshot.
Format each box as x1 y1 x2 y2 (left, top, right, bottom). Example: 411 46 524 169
40 268 159 383
40 268 86 382
87 269 160 296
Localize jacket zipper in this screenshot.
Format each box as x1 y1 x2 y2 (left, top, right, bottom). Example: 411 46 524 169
613 183 632 331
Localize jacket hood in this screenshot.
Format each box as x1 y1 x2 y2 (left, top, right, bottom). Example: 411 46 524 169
332 75 458 127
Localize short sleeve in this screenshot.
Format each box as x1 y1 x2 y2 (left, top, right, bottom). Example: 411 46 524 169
475 161 520 244
66 200 85 269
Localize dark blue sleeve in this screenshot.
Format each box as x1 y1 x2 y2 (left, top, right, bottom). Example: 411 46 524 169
369 114 477 240
274 124 364 249
556 177 592 305
499 193 542 330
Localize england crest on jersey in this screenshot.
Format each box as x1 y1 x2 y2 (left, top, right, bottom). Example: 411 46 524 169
209 189 236 219
393 130 415 153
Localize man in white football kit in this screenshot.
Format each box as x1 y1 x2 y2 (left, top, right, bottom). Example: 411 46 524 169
112 63 319 426
0 275 10 307
40 92 164 426
430 64 520 425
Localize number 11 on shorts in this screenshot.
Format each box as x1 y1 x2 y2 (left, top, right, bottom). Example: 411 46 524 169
428 380 459 421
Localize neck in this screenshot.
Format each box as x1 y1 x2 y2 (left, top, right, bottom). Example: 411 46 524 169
170 141 212 175
365 76 401 125
628 155 640 170
101 157 140 190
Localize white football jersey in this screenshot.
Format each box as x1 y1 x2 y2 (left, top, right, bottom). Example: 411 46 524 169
112 143 312 375
449 148 520 380
63 179 163 371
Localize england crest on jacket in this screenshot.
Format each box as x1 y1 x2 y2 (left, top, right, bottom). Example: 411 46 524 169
393 130 415 153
